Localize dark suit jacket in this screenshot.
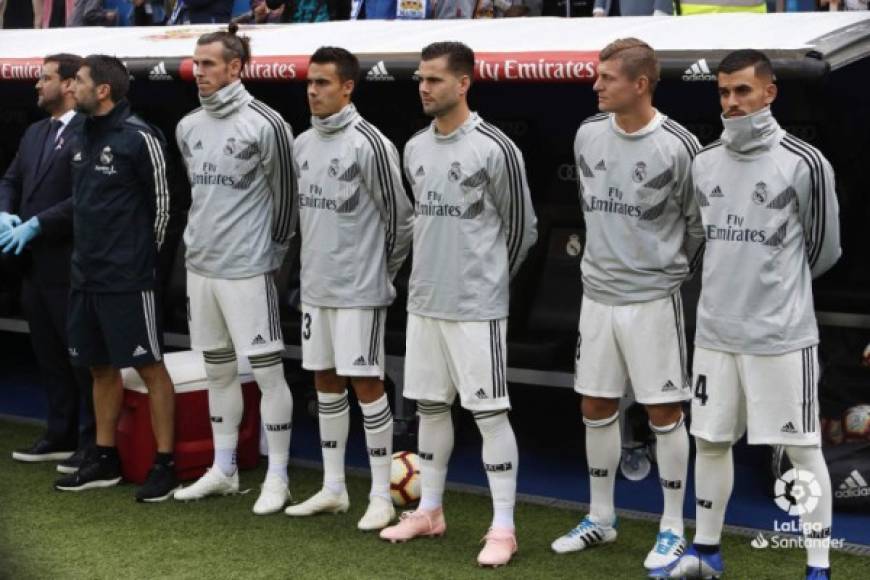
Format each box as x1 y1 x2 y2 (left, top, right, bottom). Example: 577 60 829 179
0 113 85 287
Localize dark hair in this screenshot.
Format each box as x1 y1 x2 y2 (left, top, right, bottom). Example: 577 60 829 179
197 22 252 68
717 49 775 81
421 41 475 79
44 53 82 81
599 38 660 93
309 46 360 84
81 55 130 102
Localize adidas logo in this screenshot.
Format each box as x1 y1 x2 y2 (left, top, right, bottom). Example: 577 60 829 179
148 61 172 81
594 159 606 171
68 347 78 357
210 415 223 423
72 151 82 162
251 334 266 346
132 345 148 357
366 60 394 82
415 165 425 177
193 140 203 150
301 160 309 171
353 356 367 366
710 185 724 198
780 421 798 434
836 469 870 499
661 380 677 392
475 388 488 399
682 58 716 82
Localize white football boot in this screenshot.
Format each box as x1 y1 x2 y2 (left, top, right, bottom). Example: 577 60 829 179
644 529 687 570
253 473 291 515
357 495 396 531
284 487 349 516
173 467 239 501
551 515 618 554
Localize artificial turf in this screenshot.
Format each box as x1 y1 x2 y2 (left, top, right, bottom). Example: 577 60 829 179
1 420 867 580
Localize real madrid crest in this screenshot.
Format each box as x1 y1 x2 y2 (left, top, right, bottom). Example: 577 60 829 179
328 158 340 178
752 181 768 205
448 161 462 182
99 146 113 165
223 137 237 156
632 161 647 183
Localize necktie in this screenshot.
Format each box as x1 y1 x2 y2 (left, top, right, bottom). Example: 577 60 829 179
38 119 63 172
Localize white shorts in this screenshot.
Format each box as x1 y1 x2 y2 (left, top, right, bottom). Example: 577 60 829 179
690 346 821 446
574 293 690 405
301 304 386 379
404 313 509 412
187 270 284 356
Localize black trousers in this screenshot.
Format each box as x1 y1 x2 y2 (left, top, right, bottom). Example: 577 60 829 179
20 276 95 449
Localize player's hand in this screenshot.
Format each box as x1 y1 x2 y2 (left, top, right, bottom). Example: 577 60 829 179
0 212 21 234
0 217 40 255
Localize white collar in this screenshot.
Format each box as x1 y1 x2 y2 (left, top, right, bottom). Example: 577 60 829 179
53 109 77 137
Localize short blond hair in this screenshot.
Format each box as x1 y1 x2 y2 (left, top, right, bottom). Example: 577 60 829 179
599 38 660 93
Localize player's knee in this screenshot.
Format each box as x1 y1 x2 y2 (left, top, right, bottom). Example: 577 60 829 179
695 437 731 457
473 410 511 437
581 396 620 421
416 400 451 419
648 409 685 434
203 348 238 381
784 444 825 469
89 364 117 383
314 369 345 393
646 403 684 430
350 377 384 404
248 351 286 389
583 410 619 429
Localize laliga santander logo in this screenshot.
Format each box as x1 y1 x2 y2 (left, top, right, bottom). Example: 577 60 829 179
774 468 822 516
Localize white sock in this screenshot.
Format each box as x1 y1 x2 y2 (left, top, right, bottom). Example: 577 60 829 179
360 394 393 501
583 411 620 527
786 445 832 569
651 414 689 535
317 390 350 495
250 353 293 484
417 401 454 512
693 438 733 546
475 410 518 530
204 349 242 477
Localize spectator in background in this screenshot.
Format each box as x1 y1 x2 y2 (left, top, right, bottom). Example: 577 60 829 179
593 0 672 15
263 0 348 21
70 0 118 25
170 0 233 23
41 0 74 26
134 0 170 24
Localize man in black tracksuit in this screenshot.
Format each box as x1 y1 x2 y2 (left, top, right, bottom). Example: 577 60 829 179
54 55 179 502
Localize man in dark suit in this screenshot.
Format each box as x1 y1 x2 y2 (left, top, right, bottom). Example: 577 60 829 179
0 53 96 474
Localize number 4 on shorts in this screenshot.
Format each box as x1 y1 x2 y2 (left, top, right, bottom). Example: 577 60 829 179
694 374 708 406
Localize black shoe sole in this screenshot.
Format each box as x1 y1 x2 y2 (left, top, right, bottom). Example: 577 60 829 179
13 450 75 462
55 477 122 491
137 485 182 503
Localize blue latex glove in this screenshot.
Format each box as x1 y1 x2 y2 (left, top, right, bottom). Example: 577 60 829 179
0 217 40 255
0 211 21 234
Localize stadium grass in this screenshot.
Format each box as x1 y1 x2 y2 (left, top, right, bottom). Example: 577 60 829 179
1 420 867 580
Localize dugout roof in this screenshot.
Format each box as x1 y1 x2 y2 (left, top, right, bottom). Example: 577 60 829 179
0 13 868 84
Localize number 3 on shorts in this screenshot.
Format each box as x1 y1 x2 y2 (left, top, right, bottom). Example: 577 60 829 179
302 313 312 340
694 374 708 406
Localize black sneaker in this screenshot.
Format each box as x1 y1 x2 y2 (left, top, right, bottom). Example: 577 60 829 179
12 438 75 463
135 463 180 503
57 447 92 474
54 454 122 492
